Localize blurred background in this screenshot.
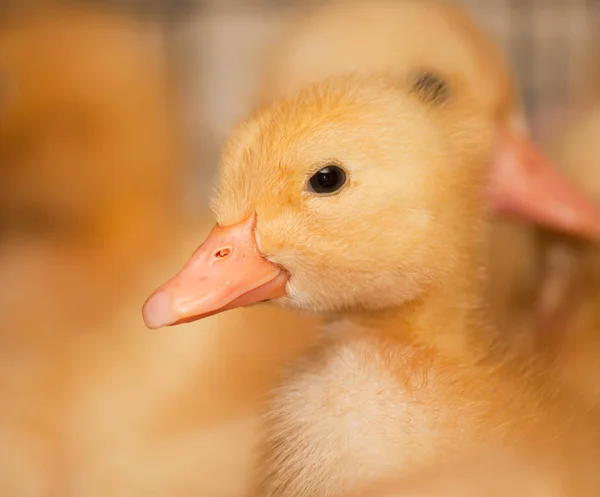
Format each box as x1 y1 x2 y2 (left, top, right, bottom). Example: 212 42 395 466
0 0 599 495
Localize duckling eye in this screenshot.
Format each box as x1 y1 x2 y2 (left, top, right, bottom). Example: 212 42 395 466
307 165 347 195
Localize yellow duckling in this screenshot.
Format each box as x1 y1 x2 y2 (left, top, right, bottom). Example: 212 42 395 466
143 74 599 496
256 0 600 338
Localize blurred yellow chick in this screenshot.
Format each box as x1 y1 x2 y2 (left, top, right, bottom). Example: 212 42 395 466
0 3 316 496
529 95 600 415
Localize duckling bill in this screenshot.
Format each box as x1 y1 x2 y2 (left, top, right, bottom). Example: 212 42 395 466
143 214 288 328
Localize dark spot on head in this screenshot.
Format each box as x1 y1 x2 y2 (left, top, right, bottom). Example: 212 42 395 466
410 71 450 106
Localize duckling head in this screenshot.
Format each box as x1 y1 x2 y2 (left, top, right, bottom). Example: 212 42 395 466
143 73 496 328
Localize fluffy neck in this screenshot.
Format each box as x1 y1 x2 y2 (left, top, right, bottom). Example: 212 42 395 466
328 222 494 360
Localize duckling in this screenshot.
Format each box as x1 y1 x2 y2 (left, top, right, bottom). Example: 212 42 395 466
504 46 600 413
143 74 600 496
0 0 184 332
256 0 600 338
528 100 600 414
0 4 316 496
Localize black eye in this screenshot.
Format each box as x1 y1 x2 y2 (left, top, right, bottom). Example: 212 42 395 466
308 165 347 194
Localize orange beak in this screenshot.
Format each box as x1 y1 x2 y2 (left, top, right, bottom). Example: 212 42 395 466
487 131 600 241
142 214 288 329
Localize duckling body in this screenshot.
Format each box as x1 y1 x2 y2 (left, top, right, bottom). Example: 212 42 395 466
260 319 548 496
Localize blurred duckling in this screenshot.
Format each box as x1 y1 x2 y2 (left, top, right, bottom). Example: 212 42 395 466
0 0 184 332
529 99 600 414
0 3 316 496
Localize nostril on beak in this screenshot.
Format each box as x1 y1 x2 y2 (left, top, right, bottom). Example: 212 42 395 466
213 246 232 260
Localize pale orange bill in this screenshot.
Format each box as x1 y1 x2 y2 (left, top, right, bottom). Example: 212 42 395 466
487 131 600 242
142 214 288 329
